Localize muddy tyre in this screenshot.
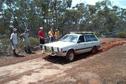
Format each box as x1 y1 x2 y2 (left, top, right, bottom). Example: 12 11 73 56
66 50 75 62
91 46 98 54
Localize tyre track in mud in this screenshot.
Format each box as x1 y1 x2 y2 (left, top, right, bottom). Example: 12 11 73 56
0 57 80 84
39 44 126 84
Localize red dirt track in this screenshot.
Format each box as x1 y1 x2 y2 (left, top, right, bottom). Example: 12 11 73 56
100 38 126 51
0 38 126 84
0 38 126 67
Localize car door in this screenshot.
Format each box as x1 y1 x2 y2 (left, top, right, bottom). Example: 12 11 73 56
75 35 90 54
84 34 99 52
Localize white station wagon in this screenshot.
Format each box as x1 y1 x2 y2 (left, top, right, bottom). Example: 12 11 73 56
43 32 100 61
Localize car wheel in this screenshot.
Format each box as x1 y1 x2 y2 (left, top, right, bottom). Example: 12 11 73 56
91 46 98 54
66 50 75 62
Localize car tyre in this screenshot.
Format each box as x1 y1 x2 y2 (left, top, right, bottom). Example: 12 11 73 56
91 46 98 54
66 50 75 62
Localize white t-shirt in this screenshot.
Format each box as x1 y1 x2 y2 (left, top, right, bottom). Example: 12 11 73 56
10 33 18 44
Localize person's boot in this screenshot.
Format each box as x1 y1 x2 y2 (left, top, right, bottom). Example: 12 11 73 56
24 47 28 53
27 47 32 54
40 44 43 50
13 49 19 56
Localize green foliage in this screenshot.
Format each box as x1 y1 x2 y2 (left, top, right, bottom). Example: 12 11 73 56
29 37 39 46
117 32 126 38
0 0 126 36
0 38 10 51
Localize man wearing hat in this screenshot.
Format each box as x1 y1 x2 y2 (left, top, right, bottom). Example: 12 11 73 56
38 27 45 51
10 28 19 56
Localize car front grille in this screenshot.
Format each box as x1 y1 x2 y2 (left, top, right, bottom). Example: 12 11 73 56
44 46 53 53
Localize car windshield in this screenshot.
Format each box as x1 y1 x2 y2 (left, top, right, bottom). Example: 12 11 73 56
60 34 78 43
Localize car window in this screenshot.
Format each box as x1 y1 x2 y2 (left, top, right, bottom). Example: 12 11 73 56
85 34 98 42
78 36 84 43
60 34 78 43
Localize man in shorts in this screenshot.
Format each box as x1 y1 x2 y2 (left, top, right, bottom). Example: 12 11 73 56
38 27 45 51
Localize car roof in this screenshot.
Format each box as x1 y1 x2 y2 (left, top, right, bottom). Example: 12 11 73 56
67 33 81 36
70 31 95 35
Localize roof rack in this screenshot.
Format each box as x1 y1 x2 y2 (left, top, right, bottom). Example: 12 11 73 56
70 31 95 34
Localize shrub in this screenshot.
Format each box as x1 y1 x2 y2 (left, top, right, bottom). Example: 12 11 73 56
0 38 10 50
0 38 10 55
29 37 39 47
117 32 126 38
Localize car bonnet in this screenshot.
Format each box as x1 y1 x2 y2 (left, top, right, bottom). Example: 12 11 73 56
44 41 76 48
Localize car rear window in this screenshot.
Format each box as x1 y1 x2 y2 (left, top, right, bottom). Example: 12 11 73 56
85 34 98 42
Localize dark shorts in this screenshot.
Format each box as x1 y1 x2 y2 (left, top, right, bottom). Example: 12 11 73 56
40 39 45 44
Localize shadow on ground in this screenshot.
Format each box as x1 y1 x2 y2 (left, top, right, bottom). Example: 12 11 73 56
43 52 99 65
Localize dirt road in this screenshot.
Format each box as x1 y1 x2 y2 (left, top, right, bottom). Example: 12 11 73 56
0 39 126 84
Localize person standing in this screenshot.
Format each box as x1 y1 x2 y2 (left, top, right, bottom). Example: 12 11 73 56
20 28 32 54
54 28 60 40
48 28 55 42
38 27 45 50
10 28 19 56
